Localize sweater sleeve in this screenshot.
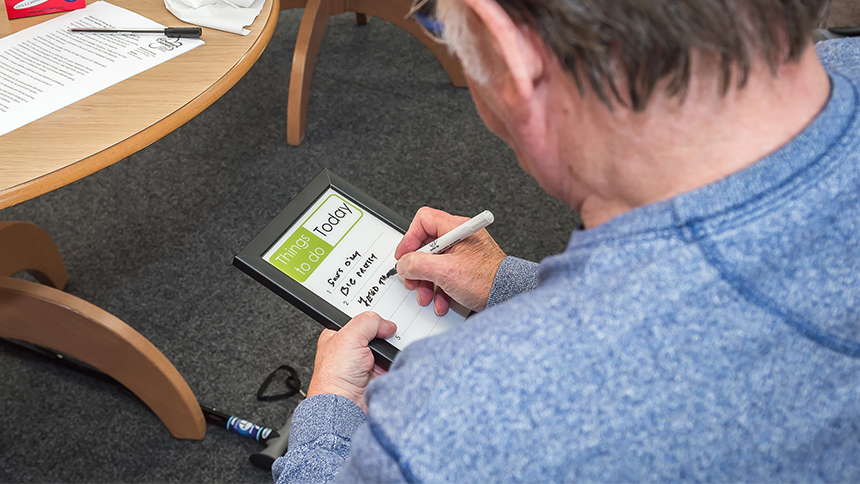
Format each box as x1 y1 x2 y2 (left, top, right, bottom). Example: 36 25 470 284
486 256 539 308
272 394 368 484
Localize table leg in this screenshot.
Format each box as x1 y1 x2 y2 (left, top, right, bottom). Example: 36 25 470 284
0 222 206 440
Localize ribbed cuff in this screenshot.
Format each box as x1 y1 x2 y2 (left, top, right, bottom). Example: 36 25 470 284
486 256 539 308
288 394 367 448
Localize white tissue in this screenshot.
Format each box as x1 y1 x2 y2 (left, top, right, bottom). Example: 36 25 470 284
164 0 266 35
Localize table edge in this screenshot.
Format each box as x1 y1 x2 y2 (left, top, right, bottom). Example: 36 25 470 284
0 0 280 210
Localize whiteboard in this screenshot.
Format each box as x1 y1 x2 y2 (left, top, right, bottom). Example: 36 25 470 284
234 170 468 365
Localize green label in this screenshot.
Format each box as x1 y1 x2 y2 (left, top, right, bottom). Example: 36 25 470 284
268 226 333 282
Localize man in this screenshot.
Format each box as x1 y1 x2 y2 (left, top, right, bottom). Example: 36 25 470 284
275 0 860 481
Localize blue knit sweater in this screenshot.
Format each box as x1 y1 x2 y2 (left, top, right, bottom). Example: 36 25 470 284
274 38 860 483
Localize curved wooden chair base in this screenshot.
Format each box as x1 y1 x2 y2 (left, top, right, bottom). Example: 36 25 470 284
281 0 467 146
0 222 205 440
0 222 68 289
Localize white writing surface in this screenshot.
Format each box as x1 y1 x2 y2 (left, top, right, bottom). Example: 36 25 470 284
263 189 466 350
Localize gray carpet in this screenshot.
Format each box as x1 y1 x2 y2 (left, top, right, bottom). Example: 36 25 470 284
0 8 579 483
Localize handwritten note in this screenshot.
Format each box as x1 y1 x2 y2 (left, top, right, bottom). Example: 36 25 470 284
263 189 467 350
0 1 204 136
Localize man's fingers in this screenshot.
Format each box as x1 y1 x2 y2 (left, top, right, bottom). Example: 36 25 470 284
318 328 337 345
395 227 431 259
416 280 435 306
433 288 450 316
395 207 440 258
398 252 454 288
340 312 397 345
399 252 456 308
395 207 469 259
377 318 398 339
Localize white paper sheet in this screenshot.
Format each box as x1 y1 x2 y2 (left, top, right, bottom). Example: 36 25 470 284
263 189 468 351
0 1 205 136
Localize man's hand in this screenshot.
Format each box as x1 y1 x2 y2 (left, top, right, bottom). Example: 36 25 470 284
395 207 506 315
306 312 397 412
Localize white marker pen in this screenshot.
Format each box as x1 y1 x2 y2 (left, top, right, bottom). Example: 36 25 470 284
384 210 495 278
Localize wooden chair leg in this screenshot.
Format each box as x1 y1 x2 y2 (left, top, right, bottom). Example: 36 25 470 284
0 221 68 289
0 276 206 440
287 0 333 146
0 222 205 440
347 0 467 87
283 0 465 146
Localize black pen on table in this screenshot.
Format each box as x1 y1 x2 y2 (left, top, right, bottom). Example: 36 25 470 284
69 27 203 38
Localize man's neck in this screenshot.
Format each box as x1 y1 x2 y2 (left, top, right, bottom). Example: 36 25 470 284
570 46 831 229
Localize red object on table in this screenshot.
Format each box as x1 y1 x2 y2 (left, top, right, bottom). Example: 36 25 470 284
5 0 85 20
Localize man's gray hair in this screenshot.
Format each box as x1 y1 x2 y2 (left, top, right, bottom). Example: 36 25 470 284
444 0 826 110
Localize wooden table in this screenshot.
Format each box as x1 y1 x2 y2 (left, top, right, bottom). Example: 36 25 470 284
0 0 279 440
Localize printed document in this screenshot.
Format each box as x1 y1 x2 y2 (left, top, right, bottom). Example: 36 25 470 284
0 1 204 136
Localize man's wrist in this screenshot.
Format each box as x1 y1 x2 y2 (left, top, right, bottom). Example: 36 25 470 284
307 376 367 412
288 394 368 447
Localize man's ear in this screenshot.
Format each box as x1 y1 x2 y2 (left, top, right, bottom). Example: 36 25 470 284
462 0 545 102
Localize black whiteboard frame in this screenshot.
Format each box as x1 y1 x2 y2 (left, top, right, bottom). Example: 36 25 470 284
233 168 410 368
